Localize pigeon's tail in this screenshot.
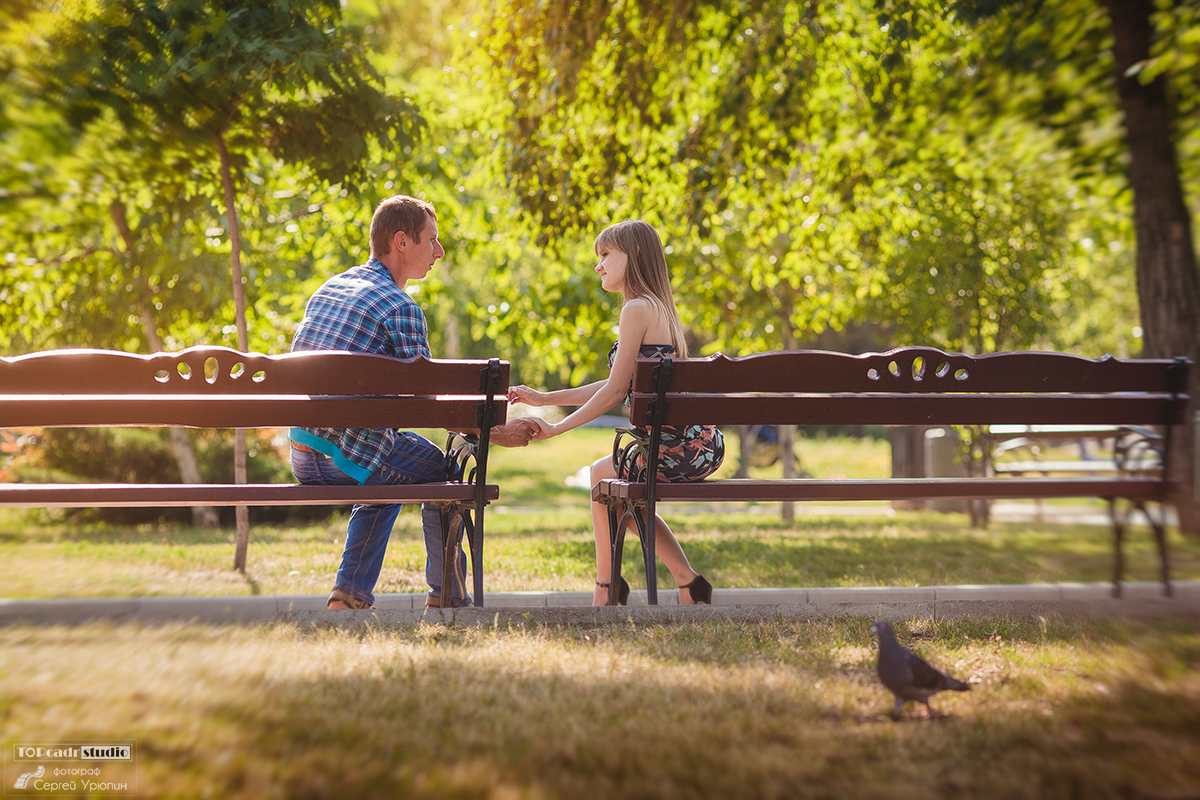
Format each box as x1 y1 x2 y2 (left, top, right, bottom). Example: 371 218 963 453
945 676 971 692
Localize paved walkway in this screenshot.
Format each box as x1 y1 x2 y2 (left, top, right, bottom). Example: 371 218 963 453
2 581 1196 627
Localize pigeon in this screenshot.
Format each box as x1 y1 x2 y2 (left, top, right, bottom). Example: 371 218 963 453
870 619 970 717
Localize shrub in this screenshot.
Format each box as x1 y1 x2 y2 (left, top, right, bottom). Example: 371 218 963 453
9 427 330 525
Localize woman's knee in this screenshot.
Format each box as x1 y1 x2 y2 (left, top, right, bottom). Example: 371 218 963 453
590 455 616 484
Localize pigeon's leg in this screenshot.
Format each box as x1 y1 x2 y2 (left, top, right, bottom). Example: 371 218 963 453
892 696 906 718
920 702 933 719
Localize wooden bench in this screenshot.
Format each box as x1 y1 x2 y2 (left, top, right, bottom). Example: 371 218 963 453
0 346 509 608
593 347 1192 602
988 424 1125 476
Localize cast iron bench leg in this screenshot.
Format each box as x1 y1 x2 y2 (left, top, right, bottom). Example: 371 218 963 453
462 508 485 608
1138 500 1172 597
1110 499 1126 599
437 502 459 609
607 501 630 605
633 508 657 605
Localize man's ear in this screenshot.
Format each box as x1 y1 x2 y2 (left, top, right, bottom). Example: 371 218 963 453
392 230 408 252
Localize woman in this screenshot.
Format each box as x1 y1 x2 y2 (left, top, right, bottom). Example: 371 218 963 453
508 220 724 605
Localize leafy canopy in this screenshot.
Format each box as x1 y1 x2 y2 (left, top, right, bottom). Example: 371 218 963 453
21 0 422 187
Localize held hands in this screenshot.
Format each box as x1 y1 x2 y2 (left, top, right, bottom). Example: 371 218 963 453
504 386 556 441
489 417 556 446
489 418 541 448
526 417 555 440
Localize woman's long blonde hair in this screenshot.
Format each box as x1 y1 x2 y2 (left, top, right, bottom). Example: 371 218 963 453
594 220 689 357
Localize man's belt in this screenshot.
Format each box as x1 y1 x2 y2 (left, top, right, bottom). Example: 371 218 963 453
291 441 319 454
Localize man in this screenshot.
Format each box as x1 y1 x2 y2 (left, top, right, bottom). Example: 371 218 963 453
290 195 535 610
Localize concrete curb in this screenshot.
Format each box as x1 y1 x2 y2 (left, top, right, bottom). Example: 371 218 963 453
1 582 1196 626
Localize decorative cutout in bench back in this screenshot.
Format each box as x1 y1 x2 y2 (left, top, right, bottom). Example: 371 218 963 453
633 347 1187 395
0 347 509 396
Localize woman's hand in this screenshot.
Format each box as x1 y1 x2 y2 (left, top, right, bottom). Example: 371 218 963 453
527 417 557 440
508 385 547 406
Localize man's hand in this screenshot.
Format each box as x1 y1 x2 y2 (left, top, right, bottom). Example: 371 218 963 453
489 418 541 447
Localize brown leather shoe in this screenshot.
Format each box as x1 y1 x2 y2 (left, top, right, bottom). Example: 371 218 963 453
424 593 472 609
327 588 374 610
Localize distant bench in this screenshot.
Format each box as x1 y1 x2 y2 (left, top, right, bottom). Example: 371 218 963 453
593 347 1192 602
0 347 509 608
986 426 1173 492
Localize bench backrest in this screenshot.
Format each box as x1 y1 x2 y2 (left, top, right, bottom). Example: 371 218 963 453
0 346 509 431
628 347 1190 427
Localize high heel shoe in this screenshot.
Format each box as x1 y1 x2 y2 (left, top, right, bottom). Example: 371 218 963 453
595 576 631 605
680 574 713 604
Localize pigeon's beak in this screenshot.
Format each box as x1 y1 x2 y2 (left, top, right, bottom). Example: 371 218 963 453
869 623 879 636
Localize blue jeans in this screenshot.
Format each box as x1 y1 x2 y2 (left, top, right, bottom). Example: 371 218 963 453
290 432 469 607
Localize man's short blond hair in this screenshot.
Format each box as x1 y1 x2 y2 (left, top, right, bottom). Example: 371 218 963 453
370 195 437 257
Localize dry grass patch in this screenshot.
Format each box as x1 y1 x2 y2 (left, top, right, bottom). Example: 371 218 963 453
2 616 1198 798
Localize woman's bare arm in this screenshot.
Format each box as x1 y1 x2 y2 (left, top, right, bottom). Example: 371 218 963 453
528 299 656 438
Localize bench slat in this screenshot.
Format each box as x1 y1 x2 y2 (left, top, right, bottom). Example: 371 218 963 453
633 349 1184 394
629 393 1182 427
0 396 502 429
594 477 1166 502
0 483 499 507
0 348 510 396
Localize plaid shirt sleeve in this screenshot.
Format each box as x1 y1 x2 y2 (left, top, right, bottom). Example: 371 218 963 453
383 299 431 361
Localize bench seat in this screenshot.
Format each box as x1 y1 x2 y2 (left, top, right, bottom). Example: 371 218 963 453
594 476 1165 503
0 483 500 507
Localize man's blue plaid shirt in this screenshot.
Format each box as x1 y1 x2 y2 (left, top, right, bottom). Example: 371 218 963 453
290 257 431 482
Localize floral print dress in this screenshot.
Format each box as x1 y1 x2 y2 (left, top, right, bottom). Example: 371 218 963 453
609 341 725 482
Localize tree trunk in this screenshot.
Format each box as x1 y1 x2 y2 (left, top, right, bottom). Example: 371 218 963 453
778 294 799 522
440 262 461 358
110 200 220 529
1105 0 1199 535
214 132 253 568
889 426 927 511
733 425 758 479
780 424 797 522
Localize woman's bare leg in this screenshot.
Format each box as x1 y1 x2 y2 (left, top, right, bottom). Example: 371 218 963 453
648 513 701 604
589 455 701 605
589 455 618 605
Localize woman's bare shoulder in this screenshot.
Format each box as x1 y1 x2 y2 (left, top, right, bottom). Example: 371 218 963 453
620 297 656 317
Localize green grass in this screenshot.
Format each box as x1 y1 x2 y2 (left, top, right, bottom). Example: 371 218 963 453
1 431 1193 600
2 616 1198 798
484 427 894 506
2 507 1195 600
4 433 1199 797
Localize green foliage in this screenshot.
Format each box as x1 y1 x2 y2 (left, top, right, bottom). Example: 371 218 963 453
1 0 1190 397
871 123 1074 353
470 0 1147 360
0 109 232 351
3 0 426 369
10 427 299 523
19 0 421 188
